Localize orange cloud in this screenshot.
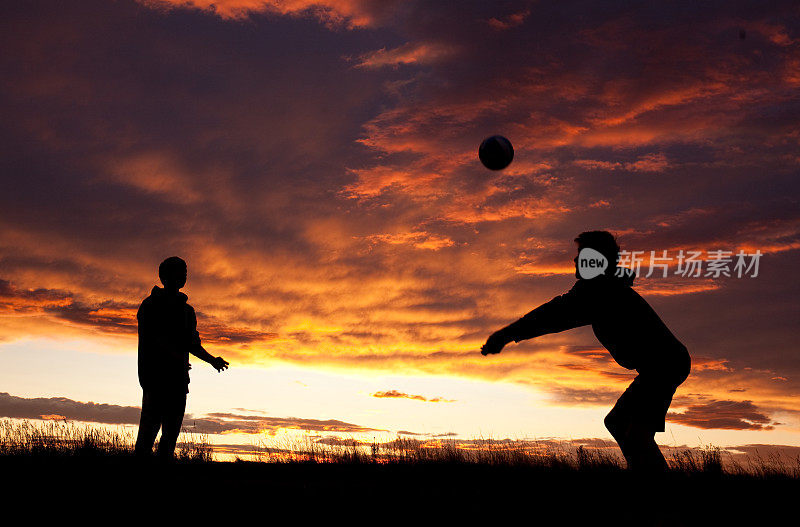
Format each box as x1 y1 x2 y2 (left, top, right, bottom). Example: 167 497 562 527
363 230 455 250
139 0 381 27
667 399 776 430
353 42 456 69
513 263 574 276
487 10 530 31
0 278 276 346
372 390 455 402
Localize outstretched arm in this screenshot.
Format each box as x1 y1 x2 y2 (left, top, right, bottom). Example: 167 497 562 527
188 308 229 372
481 281 593 356
189 339 229 371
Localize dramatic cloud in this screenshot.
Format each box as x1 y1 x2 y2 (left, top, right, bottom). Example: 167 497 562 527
667 400 776 430
183 412 385 435
352 42 456 69
138 0 398 27
371 390 455 403
0 392 382 435
0 392 141 425
0 278 276 345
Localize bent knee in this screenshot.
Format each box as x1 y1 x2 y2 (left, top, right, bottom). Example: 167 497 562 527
677 344 691 382
604 413 621 435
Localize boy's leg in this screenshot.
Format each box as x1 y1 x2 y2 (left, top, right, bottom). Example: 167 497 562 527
606 418 668 473
605 375 669 473
604 412 627 454
156 392 186 459
135 390 161 457
624 424 668 473
610 356 689 473
605 378 639 465
605 414 638 468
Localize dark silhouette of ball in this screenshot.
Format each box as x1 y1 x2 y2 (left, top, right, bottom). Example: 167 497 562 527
479 135 514 170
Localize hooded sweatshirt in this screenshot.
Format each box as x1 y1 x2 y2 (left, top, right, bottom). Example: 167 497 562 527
136 286 203 393
502 268 690 378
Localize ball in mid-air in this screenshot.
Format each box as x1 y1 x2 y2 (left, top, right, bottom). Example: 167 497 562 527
478 135 514 170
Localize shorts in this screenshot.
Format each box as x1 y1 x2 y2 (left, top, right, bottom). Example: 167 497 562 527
607 355 691 433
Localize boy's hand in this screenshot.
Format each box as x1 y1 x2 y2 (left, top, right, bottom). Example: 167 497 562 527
211 356 229 372
481 331 508 356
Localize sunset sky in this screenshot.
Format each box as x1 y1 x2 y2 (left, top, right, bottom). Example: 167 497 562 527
1 1 799 456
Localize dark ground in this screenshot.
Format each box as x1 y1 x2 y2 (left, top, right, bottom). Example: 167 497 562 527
2 456 797 524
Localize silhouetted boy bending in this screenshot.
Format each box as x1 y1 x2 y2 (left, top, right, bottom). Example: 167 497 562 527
135 256 229 459
481 231 690 473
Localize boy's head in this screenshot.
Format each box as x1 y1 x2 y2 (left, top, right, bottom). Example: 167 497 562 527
159 256 187 290
573 231 619 278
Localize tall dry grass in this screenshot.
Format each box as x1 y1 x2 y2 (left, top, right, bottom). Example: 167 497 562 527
2 418 799 479
0 418 211 461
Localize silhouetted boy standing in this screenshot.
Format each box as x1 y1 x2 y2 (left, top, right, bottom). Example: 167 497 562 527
482 231 691 473
135 256 229 459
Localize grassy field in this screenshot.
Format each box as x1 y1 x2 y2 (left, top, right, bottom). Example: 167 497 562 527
2 419 797 524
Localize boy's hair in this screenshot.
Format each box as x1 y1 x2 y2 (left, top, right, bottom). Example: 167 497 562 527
159 256 187 282
574 231 620 269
